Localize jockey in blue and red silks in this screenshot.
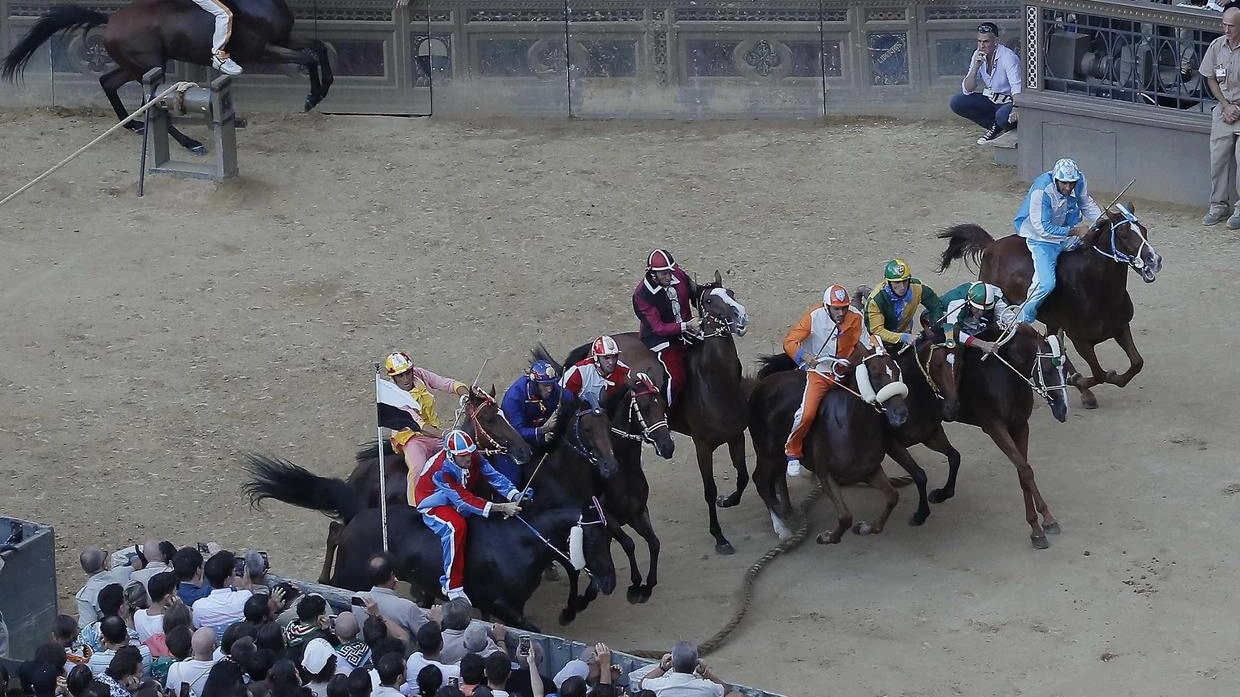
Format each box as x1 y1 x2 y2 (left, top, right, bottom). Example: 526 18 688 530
631 249 698 408
412 430 523 604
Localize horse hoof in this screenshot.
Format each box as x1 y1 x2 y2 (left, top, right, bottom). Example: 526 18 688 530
853 521 877 535
928 488 954 504
625 585 642 604
1043 521 1061 535
815 532 837 545
715 541 735 555
304 95 324 112
189 145 207 156
716 493 741 508
639 585 654 603
1031 534 1049 550
558 608 576 626
1081 394 1099 409
909 510 929 527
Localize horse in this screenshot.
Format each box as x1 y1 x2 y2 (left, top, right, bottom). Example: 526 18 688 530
937 206 1163 408
243 399 621 630
748 341 911 545
2 0 333 153
565 271 751 554
926 322 1071 548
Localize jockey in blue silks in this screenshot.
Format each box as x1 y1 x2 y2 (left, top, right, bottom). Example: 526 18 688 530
492 359 568 485
1012 158 1104 325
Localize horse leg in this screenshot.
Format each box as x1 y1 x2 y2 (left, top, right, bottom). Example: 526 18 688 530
317 520 342 584
610 525 644 604
1066 336 1112 409
259 44 325 111
630 509 660 602
693 437 733 554
754 453 794 539
99 67 142 132
1013 419 1059 534
489 598 539 633
926 426 963 504
1108 324 1145 388
717 433 749 508
981 420 1049 549
557 562 581 626
814 474 853 545
884 442 929 526
853 468 899 536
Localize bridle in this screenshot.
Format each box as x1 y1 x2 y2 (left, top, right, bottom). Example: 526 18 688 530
512 495 608 577
983 329 1069 407
694 286 747 339
1091 204 1156 273
609 373 670 444
809 346 904 414
911 338 953 402
454 391 511 456
564 407 613 468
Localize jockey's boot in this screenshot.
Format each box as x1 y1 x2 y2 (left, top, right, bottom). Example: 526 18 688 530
786 456 805 478
212 54 243 76
445 588 472 606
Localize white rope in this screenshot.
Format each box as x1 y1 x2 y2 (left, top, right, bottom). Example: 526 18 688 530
0 80 198 210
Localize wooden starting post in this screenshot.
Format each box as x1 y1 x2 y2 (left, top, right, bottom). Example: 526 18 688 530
140 67 239 183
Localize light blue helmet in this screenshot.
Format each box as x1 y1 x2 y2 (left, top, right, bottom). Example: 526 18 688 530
1051 158 1081 183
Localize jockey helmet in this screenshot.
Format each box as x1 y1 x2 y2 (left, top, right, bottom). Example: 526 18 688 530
590 335 621 359
443 430 477 456
823 284 851 308
1051 158 1081 183
966 281 997 310
883 259 912 282
384 352 414 377
646 249 677 273
529 360 559 385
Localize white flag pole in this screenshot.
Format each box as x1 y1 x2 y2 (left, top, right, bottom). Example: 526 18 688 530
374 365 390 553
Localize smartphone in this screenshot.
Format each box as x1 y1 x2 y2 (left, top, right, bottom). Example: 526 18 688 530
518 636 531 655
258 551 269 569
448 677 459 688
196 542 209 554
233 557 246 576
350 596 366 607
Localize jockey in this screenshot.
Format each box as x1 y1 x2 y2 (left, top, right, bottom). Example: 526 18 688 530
383 352 471 500
1013 157 1103 324
190 0 243 75
412 430 523 604
783 284 871 478
865 259 945 350
562 335 631 407
493 359 566 484
631 249 699 407
939 281 1014 354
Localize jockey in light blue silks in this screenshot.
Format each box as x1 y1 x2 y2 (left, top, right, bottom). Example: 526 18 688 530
1012 158 1104 324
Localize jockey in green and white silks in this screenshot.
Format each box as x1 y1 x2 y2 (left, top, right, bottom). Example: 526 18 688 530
939 281 1014 355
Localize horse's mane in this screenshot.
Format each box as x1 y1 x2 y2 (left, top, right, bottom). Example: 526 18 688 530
756 353 798 379
563 342 591 369
355 440 395 464
529 343 580 449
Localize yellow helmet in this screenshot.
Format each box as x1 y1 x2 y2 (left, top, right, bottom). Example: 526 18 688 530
385 352 414 377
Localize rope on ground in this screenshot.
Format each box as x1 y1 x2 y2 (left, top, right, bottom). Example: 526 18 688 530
0 81 198 210
628 480 825 659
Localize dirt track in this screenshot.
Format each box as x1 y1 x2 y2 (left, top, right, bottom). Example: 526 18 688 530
1 109 1238 697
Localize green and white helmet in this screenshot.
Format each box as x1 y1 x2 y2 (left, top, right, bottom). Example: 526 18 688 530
967 281 997 310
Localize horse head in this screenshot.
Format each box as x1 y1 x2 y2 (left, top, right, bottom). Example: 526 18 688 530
852 338 910 428
1090 204 1163 283
622 371 675 459
569 497 617 595
1005 325 1070 423
697 271 749 337
918 325 964 421
460 387 532 465
567 399 621 478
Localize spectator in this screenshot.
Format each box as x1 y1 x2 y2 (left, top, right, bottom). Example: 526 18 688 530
404 623 458 689
457 655 484 696
245 595 274 626
299 639 338 697
266 660 312 697
76 547 137 628
347 668 373 697
368 639 406 673
67 665 96 697
1203 6 1240 227
326 675 351 697
130 541 173 595
372 655 404 697
549 645 602 693
284 596 336 653
98 646 146 697
165 627 219 697
193 552 254 640
949 22 1021 145
173 549 211 608
637 642 740 697
461 627 501 661
255 624 286 655
79 584 140 653
18 643 67 693
481 655 509 697
412 666 441 697
350 555 428 641
332 613 372 674
437 603 499 665
165 626 193 662
163 602 197 645
200 660 247 697
270 584 303 628
30 665 60 697
87 617 151 678
242 552 270 588
219 625 259 662
134 573 180 643
54 614 92 671
247 650 277 697
361 618 388 653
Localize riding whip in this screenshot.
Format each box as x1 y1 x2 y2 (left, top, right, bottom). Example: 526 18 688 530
1105 178 1137 211
373 362 390 552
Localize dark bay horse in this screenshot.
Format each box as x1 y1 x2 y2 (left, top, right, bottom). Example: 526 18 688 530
566 271 752 554
3 0 333 153
244 401 621 630
938 206 1163 408
749 341 911 545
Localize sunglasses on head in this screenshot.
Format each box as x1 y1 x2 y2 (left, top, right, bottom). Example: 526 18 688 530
978 23 999 35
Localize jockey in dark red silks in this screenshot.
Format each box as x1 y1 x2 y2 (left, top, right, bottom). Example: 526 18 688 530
631 249 699 408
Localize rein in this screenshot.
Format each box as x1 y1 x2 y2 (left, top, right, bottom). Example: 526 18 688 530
454 393 510 456
1090 205 1154 271
982 334 1069 406
610 378 669 444
511 498 606 579
808 350 899 414
914 342 949 401
565 408 609 467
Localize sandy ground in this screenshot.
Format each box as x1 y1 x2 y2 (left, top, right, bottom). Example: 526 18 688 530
2 108 1239 697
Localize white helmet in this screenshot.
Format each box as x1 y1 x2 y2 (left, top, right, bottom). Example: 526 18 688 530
1051 158 1081 183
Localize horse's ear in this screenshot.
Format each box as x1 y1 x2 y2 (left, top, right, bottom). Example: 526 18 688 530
489 384 496 397
713 269 723 285
1123 201 1136 214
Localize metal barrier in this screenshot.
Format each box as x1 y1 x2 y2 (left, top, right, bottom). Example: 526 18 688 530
0 516 58 666
140 68 239 183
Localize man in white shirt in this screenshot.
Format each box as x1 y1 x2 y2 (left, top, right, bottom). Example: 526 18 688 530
75 547 137 628
403 622 460 689
165 628 219 697
373 653 406 697
133 572 180 643
949 22 1023 145
191 551 253 640
638 641 741 697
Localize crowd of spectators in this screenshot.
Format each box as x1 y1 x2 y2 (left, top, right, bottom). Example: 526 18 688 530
1 541 746 697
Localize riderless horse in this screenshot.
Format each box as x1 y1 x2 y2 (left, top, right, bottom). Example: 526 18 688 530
3 0 333 153
938 205 1163 408
749 341 911 545
566 271 751 554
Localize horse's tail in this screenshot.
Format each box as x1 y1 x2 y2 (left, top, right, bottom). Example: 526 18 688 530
243 455 360 523
936 223 995 273
2 5 109 81
756 353 798 379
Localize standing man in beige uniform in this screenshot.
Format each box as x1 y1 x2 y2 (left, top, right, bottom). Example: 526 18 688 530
1202 7 1240 228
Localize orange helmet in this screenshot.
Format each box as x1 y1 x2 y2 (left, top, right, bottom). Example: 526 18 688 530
823 284 850 308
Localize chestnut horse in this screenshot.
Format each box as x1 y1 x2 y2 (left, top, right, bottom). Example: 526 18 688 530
938 205 1163 408
3 0 333 153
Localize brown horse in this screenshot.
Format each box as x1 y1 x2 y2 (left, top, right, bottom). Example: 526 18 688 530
565 272 751 554
749 341 911 545
3 0 333 153
937 206 1163 408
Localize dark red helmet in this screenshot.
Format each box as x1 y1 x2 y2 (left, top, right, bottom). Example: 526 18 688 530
646 249 676 273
